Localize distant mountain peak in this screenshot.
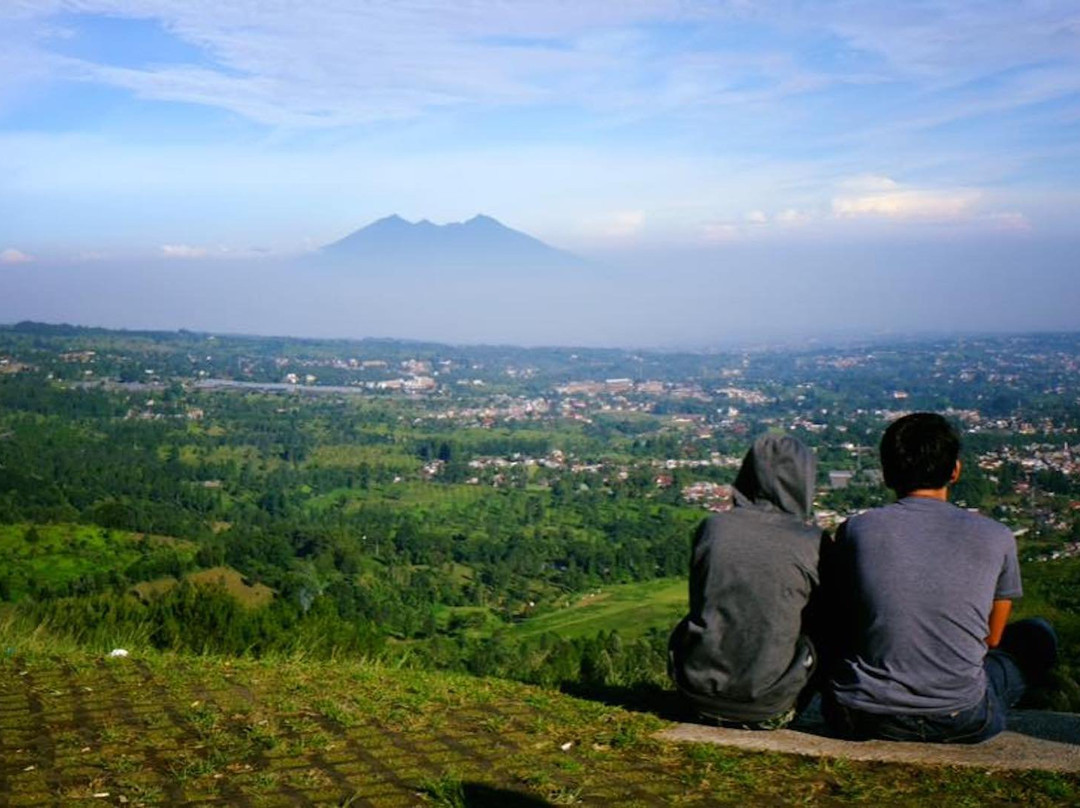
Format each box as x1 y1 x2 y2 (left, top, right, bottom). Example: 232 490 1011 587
318 214 580 271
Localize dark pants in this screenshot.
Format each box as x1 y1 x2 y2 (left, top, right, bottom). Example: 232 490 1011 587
824 619 1057 744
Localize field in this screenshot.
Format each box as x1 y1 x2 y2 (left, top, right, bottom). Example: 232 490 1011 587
0 524 196 602
131 566 276 609
512 578 687 641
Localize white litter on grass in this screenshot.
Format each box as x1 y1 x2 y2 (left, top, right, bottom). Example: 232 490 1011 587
108 649 129 658
560 741 573 751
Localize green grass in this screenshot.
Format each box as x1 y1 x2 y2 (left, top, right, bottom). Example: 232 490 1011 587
306 442 422 472
1011 557 1080 711
0 643 1076 807
307 479 494 513
512 577 687 641
0 523 196 601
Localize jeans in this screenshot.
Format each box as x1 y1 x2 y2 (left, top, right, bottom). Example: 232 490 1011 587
824 618 1056 744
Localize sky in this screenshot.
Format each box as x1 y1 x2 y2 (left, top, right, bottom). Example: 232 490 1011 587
2 1 1080 344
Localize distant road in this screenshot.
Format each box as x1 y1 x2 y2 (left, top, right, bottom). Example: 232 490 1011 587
75 378 371 395
194 378 367 394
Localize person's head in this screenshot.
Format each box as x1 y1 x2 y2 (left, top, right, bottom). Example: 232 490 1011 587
879 412 960 496
733 432 816 519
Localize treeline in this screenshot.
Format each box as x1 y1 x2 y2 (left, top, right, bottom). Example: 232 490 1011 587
16 578 670 693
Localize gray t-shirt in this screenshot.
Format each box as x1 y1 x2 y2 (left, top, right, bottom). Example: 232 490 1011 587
827 497 1022 715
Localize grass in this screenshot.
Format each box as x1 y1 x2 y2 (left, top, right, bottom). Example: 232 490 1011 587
0 640 1078 806
129 565 276 609
0 523 196 601
512 577 687 641
306 443 422 472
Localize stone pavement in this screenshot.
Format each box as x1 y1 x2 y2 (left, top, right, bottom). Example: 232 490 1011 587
0 655 714 807
3 654 1078 807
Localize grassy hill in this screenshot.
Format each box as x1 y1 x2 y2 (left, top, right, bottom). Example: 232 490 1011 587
0 523 197 602
0 639 1076 806
511 578 687 641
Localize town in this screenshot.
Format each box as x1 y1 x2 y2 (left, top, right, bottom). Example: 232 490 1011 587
4 324 1079 552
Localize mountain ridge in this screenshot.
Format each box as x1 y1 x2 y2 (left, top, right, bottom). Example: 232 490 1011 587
318 213 581 270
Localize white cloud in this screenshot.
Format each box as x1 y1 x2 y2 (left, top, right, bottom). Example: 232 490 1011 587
776 208 812 226
839 175 900 193
585 210 646 239
160 243 274 259
4 1 704 127
0 247 33 264
20 0 1074 131
832 176 979 220
161 244 209 258
745 210 768 224
700 222 740 243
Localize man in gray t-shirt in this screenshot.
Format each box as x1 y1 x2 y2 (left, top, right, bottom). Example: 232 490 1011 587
823 413 1056 743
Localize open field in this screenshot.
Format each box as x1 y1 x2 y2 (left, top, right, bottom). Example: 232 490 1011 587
0 524 196 602
131 566 276 610
512 578 687 641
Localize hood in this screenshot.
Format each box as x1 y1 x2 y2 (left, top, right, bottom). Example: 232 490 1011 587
732 433 816 520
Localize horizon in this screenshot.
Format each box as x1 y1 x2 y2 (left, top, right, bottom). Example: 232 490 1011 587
2 3 1079 343
4 317 1078 355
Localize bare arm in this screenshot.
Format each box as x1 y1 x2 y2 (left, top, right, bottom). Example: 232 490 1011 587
987 599 1012 648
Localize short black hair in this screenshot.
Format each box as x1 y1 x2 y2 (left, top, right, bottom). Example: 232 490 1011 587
879 412 960 495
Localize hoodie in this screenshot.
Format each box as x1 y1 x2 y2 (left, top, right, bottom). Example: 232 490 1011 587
669 434 823 722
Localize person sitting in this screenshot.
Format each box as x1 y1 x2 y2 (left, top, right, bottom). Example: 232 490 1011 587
668 433 825 729
822 412 1057 743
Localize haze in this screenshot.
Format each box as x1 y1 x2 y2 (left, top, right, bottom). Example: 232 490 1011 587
2 2 1079 346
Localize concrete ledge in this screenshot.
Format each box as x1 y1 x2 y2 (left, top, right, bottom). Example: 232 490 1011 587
656 709 1080 772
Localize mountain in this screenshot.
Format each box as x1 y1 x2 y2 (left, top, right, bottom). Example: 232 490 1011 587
317 214 581 270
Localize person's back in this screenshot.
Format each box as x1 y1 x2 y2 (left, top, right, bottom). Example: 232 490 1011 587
669 433 823 726
823 412 1056 743
829 498 1020 715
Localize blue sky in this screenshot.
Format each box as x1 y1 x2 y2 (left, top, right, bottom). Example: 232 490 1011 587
0 2 1079 345
1 0 1077 262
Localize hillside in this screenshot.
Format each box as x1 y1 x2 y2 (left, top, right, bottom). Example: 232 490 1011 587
2 646 1077 807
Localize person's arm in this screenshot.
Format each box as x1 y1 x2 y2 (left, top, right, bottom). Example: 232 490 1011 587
987 599 1012 648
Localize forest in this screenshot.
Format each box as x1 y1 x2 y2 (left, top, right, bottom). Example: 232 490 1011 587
2 323 1080 703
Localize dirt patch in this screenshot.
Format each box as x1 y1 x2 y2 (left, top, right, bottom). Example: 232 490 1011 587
130 567 274 609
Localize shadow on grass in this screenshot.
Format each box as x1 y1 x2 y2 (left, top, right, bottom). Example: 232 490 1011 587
460 783 554 806
559 681 697 723
563 681 1080 747
415 780 555 807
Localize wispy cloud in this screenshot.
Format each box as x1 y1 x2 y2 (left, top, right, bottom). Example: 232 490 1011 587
5 1 699 126
585 210 646 239
160 243 274 259
0 2 1077 250
160 244 209 258
5 1 1073 131
0 248 34 264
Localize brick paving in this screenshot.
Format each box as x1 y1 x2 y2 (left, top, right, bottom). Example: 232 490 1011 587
0 657 718 807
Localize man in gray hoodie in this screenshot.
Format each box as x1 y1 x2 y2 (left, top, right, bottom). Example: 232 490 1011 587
668 433 824 727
